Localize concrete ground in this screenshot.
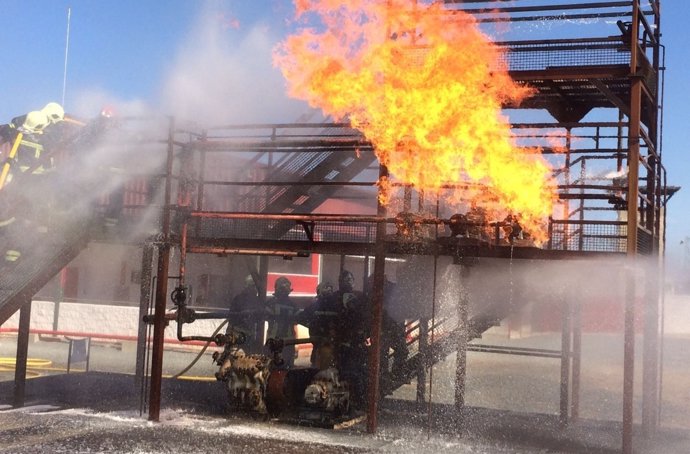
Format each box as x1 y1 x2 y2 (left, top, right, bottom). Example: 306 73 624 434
1 330 689 453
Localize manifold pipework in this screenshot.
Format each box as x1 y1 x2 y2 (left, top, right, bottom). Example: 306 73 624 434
142 285 246 347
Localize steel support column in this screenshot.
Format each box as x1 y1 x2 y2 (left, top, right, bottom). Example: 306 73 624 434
416 318 428 406
623 3 641 450
571 298 582 421
148 117 175 422
454 266 470 416
13 300 31 408
559 296 572 425
623 269 637 454
135 243 155 390
366 164 388 434
642 258 662 435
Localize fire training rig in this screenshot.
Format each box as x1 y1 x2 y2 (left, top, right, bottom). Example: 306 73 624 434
132 2 669 450
144 284 351 425
0 1 670 452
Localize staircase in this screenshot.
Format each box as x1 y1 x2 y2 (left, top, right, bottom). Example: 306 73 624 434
381 313 502 396
0 120 132 325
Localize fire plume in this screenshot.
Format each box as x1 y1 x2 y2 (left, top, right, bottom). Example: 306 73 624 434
274 1 556 242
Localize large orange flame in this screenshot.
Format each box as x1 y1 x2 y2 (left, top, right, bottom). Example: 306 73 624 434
274 0 556 242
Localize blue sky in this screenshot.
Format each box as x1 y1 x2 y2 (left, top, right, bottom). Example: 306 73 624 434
1 1 689 262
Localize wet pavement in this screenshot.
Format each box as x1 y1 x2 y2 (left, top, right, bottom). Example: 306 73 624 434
0 370 689 453
1 333 690 453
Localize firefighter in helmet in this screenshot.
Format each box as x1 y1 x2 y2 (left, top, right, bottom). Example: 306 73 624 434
298 281 338 368
1 109 57 191
264 276 299 367
227 275 262 353
333 270 369 409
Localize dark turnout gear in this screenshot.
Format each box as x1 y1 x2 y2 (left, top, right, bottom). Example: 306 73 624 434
299 281 338 368
265 276 299 367
228 275 262 353
333 270 369 409
338 270 355 293
366 275 410 388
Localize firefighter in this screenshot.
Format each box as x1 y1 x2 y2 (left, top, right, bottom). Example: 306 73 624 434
0 110 52 193
41 102 65 125
228 275 262 353
333 270 369 409
299 281 337 368
365 274 409 387
264 276 299 368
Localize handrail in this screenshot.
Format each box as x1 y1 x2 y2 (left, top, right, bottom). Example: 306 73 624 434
455 1 634 16
0 132 23 190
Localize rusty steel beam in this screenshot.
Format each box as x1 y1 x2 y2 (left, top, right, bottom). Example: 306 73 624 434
190 211 387 223
622 3 642 451
590 79 632 118
135 243 155 393
187 247 308 257
186 237 625 262
204 121 353 132
148 117 175 423
511 66 629 82
367 164 388 434
188 139 372 152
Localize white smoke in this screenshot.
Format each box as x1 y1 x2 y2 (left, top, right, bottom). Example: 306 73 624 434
69 87 152 120
159 6 309 127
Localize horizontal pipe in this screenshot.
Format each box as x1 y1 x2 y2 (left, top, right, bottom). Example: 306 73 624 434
455 1 633 16
187 247 310 257
474 10 641 25
468 344 562 359
0 327 210 347
551 219 626 225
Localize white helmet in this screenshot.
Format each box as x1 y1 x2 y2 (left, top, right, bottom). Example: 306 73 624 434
22 111 50 134
42 102 65 124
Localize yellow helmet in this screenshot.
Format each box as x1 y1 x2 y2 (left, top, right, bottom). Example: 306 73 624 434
22 111 50 134
42 102 64 124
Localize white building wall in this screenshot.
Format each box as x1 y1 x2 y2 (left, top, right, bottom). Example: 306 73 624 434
3 300 224 341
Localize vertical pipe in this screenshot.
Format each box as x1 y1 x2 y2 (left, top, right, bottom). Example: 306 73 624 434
571 299 582 421
13 300 31 408
416 318 428 406
195 131 207 236
366 164 388 434
563 128 572 250
53 268 66 331
455 266 469 415
363 254 370 294
623 269 637 454
559 296 572 426
258 256 269 348
642 265 661 436
623 3 641 452
426 254 439 438
135 243 155 389
148 117 175 422
642 0 664 437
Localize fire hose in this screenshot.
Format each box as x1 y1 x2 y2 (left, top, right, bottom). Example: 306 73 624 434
0 357 53 378
171 320 228 379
